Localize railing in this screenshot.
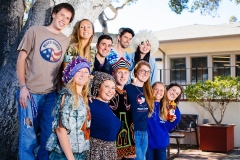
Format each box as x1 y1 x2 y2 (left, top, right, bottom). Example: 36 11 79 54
159 66 240 101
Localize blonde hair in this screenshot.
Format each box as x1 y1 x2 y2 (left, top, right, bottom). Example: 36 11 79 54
152 82 168 121
65 78 90 109
133 60 154 117
70 19 94 61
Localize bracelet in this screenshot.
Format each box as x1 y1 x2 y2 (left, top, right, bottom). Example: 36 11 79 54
19 84 26 90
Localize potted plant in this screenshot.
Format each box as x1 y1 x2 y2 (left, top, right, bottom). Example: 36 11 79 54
184 76 240 152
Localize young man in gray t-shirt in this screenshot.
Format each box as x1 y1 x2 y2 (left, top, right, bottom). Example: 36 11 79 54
16 3 75 160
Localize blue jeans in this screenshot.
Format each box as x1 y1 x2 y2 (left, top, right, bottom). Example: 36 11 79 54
49 151 86 160
146 148 166 160
17 90 56 160
134 131 148 160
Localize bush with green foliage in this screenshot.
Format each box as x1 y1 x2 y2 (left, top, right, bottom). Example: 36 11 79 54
184 76 240 125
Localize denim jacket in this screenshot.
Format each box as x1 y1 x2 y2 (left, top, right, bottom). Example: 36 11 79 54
128 52 158 85
46 88 90 154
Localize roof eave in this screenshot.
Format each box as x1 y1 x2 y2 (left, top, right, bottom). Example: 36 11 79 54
158 34 240 43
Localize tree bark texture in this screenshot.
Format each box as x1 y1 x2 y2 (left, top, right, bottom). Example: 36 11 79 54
56 0 111 36
0 0 25 159
0 0 111 159
0 0 25 68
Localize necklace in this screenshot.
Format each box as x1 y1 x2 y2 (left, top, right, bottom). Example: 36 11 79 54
135 85 143 94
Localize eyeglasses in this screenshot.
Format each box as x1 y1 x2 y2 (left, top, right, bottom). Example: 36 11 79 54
139 69 151 75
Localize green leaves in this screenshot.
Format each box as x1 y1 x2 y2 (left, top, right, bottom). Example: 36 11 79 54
185 76 240 101
168 0 189 14
184 76 240 124
168 0 225 16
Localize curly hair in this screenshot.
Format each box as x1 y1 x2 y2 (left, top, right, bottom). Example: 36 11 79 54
70 19 94 61
130 30 158 55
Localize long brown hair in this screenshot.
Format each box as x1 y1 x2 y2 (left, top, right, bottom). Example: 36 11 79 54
65 78 90 109
70 19 94 61
133 60 154 117
152 82 168 120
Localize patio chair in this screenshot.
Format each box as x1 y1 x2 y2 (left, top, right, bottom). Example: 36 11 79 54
171 114 199 146
167 133 185 160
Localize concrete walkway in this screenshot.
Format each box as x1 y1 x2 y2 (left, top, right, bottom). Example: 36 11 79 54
169 145 240 160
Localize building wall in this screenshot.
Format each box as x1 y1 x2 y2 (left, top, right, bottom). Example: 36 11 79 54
159 36 240 55
153 36 240 147
170 102 240 147
152 36 240 84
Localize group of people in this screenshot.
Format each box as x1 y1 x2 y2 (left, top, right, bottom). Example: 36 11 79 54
16 2 183 160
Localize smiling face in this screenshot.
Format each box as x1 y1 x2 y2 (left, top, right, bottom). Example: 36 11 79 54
96 39 112 57
139 41 151 54
153 83 165 102
118 32 133 49
79 20 94 39
97 80 116 102
135 65 151 83
113 69 130 88
51 8 72 32
73 68 89 86
167 86 181 101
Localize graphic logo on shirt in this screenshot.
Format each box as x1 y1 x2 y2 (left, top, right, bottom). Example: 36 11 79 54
136 93 146 106
136 93 148 113
40 38 62 62
137 97 145 104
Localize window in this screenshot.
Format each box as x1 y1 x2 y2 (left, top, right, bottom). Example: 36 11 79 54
191 57 208 82
170 58 186 82
213 55 230 78
236 55 240 76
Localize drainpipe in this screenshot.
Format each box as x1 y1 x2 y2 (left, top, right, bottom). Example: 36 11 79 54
158 47 166 84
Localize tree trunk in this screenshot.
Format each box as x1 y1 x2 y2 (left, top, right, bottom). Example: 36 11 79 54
0 0 111 159
0 1 25 159
58 0 111 36
0 0 25 68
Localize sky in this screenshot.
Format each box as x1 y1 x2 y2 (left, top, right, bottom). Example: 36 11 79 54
94 0 240 34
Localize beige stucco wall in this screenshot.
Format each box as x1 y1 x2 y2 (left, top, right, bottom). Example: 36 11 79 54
152 36 240 147
152 36 240 84
170 102 240 147
159 36 240 55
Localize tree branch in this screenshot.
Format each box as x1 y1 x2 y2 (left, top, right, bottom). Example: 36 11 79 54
105 3 126 21
98 11 108 33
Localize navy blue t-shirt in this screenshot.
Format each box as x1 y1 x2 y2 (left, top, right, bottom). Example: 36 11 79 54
125 84 148 131
89 99 121 141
